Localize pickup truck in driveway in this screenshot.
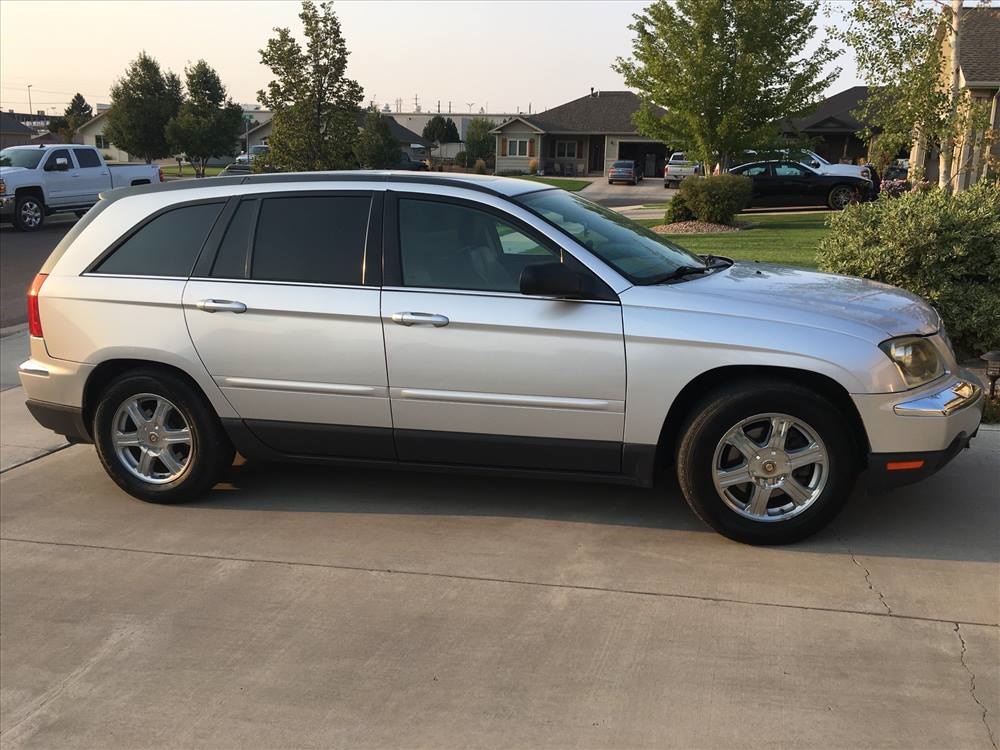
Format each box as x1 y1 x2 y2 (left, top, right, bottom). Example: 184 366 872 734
663 152 701 188
0 145 162 231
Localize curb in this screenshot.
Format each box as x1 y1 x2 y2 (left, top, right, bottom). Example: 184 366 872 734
1 324 27 339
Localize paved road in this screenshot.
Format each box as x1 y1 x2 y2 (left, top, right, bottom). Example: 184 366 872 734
1 427 997 747
0 216 76 329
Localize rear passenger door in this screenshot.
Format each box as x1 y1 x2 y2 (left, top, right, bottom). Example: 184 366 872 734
183 190 393 459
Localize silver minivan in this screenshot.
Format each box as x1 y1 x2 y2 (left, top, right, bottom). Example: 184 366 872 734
19 173 983 544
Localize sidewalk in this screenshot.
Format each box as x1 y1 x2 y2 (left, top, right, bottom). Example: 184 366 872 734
0 329 67 472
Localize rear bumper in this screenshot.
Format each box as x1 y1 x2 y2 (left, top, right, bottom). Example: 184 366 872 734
24 399 90 443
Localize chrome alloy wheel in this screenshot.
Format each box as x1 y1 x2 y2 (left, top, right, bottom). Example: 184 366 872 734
19 199 42 228
112 394 193 484
711 413 828 522
829 186 854 210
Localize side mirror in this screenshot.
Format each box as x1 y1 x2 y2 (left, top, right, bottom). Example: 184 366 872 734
520 262 586 298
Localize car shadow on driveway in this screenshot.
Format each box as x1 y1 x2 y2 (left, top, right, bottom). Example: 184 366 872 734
190 431 999 564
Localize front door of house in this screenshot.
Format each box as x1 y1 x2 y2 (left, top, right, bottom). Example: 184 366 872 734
590 137 604 173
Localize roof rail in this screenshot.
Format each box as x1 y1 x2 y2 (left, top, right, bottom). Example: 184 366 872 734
99 170 516 203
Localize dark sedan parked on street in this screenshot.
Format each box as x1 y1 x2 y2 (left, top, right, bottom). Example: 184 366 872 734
730 161 873 210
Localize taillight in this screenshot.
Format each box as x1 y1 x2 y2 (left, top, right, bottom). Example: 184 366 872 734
27 273 48 338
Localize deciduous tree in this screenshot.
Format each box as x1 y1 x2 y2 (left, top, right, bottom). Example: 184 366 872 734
166 60 243 177
615 0 838 170
104 53 183 163
355 111 401 168
257 0 364 171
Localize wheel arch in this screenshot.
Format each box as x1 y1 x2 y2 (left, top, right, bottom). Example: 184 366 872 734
653 365 871 469
81 358 219 438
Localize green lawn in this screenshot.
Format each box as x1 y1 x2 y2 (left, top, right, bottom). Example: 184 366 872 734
513 175 591 192
637 212 831 268
161 165 228 177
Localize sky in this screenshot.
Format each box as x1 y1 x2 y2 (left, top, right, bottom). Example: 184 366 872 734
0 0 860 117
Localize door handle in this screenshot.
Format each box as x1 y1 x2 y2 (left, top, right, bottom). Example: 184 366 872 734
197 299 247 313
391 311 449 327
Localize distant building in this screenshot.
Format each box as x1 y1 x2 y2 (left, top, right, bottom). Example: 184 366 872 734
0 111 34 147
491 90 669 176
782 86 872 165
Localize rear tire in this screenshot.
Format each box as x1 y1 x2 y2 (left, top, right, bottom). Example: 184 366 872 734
676 380 858 544
93 369 234 503
14 194 45 231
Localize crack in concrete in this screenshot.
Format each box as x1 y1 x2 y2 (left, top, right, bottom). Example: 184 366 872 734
3 536 998 629
955 623 998 750
848 552 893 616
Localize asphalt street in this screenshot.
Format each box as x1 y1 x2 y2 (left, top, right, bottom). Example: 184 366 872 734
0 215 75 329
1 427 997 748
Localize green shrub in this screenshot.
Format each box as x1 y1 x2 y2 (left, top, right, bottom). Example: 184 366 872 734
678 174 752 224
817 182 1000 355
472 159 487 175
664 193 694 224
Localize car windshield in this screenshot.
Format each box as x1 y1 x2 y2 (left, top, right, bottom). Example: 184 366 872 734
516 190 705 284
0 148 44 169
612 161 633 168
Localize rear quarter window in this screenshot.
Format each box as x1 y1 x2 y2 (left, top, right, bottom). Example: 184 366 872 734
93 202 223 277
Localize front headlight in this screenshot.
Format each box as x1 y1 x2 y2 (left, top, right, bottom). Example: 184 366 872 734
879 335 944 388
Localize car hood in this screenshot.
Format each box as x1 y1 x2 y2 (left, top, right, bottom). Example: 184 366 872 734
813 163 865 178
627 263 939 341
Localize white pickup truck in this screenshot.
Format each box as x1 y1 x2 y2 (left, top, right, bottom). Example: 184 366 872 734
663 152 702 188
0 145 162 231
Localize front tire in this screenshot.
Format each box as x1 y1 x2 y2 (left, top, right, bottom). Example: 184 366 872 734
14 194 45 231
828 185 855 210
676 381 858 544
93 369 234 503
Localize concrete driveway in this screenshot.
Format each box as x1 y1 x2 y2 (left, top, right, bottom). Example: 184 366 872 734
1 419 997 747
580 177 676 208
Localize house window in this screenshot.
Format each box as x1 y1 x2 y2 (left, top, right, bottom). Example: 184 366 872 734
507 139 529 157
555 141 577 158
94 134 109 149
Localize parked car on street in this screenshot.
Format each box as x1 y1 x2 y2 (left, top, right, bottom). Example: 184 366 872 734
663 152 701 188
234 145 269 166
608 160 643 185
396 153 429 171
0 145 162 231
730 160 873 209
18 172 982 545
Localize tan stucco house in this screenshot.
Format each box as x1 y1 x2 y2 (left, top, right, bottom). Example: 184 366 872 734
910 6 1000 189
491 91 669 177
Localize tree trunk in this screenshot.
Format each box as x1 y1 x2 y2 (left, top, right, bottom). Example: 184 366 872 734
939 0 962 192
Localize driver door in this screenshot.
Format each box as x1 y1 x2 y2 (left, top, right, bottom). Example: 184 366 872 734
381 193 626 473
42 148 77 206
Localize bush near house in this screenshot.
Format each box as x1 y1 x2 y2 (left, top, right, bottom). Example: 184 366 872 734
818 182 1000 355
677 174 752 225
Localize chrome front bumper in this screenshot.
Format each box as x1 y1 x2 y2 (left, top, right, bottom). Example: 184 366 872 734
852 372 985 454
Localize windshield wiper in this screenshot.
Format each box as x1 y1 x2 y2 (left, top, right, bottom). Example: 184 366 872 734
640 265 710 285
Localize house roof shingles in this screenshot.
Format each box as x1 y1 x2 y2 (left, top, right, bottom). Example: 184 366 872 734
504 91 665 134
960 7 1000 84
0 111 34 135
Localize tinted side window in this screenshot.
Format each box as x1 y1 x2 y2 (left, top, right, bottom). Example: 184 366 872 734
398 198 559 293
95 203 223 277
211 200 257 278
45 149 72 170
74 148 101 168
251 195 371 285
